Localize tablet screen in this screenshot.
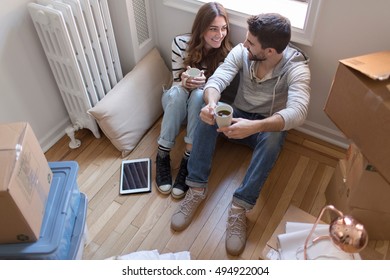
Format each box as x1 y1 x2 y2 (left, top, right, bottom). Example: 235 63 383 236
120 158 151 195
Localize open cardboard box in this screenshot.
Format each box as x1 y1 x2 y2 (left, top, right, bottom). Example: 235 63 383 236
324 51 390 184
340 51 390 80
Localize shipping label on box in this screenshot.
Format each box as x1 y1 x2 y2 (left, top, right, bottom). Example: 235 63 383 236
0 122 53 243
15 144 50 206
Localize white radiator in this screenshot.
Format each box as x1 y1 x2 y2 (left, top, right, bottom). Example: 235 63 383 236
28 0 123 148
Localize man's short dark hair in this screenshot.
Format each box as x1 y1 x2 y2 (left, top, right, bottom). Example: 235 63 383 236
247 13 291 53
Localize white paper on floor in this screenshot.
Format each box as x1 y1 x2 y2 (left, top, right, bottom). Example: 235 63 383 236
277 222 361 260
107 250 191 260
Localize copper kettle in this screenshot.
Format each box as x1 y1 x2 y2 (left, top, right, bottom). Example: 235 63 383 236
304 205 368 259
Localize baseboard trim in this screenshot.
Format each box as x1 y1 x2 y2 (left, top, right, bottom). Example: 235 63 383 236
296 120 349 149
40 118 70 152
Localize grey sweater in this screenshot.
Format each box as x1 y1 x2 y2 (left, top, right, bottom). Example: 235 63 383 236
205 43 311 131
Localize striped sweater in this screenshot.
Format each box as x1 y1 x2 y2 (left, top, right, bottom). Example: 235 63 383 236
171 34 191 86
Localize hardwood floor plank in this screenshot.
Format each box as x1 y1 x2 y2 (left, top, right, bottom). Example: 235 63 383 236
290 159 319 206
83 241 100 260
309 166 334 217
87 176 121 227
91 231 121 260
299 163 328 213
137 199 177 253
121 193 174 254
86 201 121 246
302 139 346 160
197 226 226 260
114 193 154 234
71 135 114 175
283 141 339 167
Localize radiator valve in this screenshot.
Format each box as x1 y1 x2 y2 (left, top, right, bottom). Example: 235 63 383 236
65 123 82 149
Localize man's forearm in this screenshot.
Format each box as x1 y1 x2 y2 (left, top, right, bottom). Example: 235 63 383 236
254 114 285 133
203 87 220 106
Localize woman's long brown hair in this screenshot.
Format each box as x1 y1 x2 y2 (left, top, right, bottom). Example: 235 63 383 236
183 2 232 79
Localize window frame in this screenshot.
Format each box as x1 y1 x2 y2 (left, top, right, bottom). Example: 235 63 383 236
162 0 323 46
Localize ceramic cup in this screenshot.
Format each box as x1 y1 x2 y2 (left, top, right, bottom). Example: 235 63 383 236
186 67 201 77
215 103 233 128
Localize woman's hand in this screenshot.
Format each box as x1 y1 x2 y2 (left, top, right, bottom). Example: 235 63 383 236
181 66 206 90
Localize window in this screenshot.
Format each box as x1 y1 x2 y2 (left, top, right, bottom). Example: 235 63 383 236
163 0 322 46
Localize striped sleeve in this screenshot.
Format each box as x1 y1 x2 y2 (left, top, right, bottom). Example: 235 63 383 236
171 34 189 84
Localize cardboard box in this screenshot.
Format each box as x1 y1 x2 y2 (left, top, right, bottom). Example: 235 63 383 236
345 145 390 213
345 143 376 175
347 208 390 240
0 122 53 243
324 52 390 184
339 51 390 80
324 159 349 212
326 156 390 213
326 159 390 239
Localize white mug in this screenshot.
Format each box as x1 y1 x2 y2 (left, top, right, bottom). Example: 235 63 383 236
186 67 201 77
215 104 233 128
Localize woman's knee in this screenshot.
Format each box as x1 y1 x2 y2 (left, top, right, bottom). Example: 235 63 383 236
163 86 188 104
188 89 204 105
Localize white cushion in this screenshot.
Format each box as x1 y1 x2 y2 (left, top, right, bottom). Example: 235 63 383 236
88 48 172 157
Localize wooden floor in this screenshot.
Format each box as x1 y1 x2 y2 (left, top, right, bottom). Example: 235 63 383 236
45 117 390 260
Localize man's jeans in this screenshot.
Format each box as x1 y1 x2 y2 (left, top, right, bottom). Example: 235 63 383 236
186 107 287 210
158 85 204 149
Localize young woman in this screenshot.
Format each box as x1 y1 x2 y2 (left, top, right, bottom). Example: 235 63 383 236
156 2 232 199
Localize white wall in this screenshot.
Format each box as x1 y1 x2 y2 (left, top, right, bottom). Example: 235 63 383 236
1 0 390 151
0 0 70 151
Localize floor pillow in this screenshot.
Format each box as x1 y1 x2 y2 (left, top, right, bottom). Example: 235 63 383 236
88 48 172 157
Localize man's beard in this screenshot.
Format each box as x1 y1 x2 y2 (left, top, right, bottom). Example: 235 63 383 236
248 49 266 62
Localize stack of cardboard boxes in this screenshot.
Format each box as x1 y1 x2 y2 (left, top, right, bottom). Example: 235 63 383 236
324 51 390 240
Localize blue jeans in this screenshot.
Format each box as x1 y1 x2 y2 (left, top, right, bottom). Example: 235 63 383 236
158 85 204 149
186 107 287 210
